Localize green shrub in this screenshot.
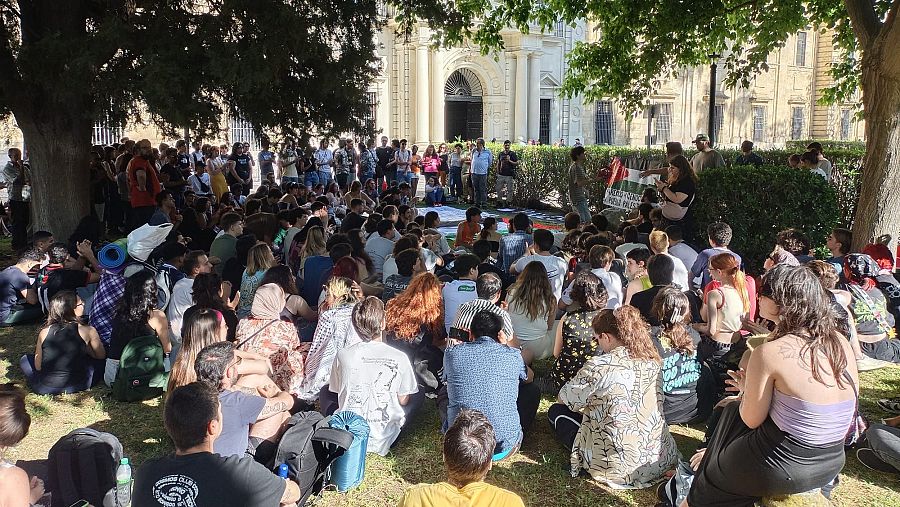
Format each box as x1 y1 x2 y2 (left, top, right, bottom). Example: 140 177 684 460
475 142 861 228
691 165 841 274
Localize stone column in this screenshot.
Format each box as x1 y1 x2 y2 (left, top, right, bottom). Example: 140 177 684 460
416 43 430 144
514 50 528 142
527 51 542 142
431 51 445 142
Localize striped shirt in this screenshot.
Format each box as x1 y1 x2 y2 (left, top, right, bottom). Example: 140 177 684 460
450 298 515 340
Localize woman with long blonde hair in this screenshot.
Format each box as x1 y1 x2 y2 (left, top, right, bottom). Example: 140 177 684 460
236 243 276 318
507 261 557 362
298 226 327 279
549 306 678 488
206 145 229 201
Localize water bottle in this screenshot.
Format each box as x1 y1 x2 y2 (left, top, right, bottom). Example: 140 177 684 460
277 463 290 479
115 457 132 506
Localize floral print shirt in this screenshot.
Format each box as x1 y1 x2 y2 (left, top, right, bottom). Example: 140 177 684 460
559 346 680 488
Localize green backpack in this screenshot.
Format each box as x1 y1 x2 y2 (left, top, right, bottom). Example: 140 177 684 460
112 335 168 402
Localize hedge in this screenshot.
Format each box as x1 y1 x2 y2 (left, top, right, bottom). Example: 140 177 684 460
691 165 841 274
478 142 862 228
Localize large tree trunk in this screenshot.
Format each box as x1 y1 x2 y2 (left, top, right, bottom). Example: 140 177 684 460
17 116 93 242
851 53 900 252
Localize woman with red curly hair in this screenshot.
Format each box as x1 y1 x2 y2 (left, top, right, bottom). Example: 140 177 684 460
548 305 678 488
385 272 445 396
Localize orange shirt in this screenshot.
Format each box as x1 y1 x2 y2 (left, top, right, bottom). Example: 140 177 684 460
411 154 421 175
127 157 161 207
455 221 481 248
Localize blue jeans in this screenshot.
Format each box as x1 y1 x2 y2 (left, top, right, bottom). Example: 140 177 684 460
396 170 411 185
304 171 319 188
573 198 591 223
318 170 332 187
425 187 445 206
471 173 488 205
449 167 463 197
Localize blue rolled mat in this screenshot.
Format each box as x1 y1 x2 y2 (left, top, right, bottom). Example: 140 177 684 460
329 411 370 492
98 242 127 269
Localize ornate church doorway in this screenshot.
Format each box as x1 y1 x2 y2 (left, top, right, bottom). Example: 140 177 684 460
444 69 484 141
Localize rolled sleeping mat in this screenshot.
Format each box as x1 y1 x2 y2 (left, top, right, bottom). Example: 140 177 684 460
98 241 128 269
328 411 370 492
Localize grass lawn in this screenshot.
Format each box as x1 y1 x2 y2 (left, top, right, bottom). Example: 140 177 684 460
1 238 900 505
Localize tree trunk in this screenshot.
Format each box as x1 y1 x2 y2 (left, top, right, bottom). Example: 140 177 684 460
851 54 900 252
18 117 93 242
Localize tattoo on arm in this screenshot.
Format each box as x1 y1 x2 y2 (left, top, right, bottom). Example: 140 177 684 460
260 401 287 417
236 386 257 396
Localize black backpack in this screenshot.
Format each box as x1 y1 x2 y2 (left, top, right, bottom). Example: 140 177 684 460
267 411 354 506
47 428 123 507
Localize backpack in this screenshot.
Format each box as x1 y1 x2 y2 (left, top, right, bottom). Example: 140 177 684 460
111 334 168 402
123 260 175 311
47 428 123 507
267 411 354 506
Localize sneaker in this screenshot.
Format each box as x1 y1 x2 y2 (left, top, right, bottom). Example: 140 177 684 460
856 447 899 474
858 356 895 372
877 398 900 414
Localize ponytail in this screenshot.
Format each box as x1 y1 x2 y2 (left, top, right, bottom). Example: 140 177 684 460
733 270 750 314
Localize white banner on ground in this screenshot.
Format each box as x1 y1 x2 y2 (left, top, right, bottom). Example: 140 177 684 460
602 157 657 210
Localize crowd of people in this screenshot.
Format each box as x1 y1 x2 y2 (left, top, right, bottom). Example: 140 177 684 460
0 132 896 507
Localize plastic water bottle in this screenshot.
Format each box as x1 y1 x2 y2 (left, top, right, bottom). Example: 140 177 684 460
277 463 289 479
115 457 132 506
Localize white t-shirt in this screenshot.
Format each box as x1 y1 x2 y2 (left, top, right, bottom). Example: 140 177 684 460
615 242 645 259
560 267 623 309
329 341 418 456
365 235 396 275
442 279 477 332
664 252 690 291
513 254 569 301
381 249 439 282
167 277 194 344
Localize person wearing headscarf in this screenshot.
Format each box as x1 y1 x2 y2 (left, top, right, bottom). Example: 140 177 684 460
763 245 800 271
841 253 899 362
234 283 309 395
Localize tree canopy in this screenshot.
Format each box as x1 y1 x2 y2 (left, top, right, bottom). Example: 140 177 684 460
0 0 381 143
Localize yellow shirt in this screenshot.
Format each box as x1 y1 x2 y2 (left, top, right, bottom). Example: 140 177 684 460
398 481 525 507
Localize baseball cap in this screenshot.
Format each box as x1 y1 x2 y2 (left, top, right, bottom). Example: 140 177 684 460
693 133 709 142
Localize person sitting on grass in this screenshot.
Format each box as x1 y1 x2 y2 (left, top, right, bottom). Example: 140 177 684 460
548 306 679 488
623 247 652 305
398 408 525 507
194 341 294 462
0 384 45 507
133 382 300 507
424 176 445 206
327 297 419 453
454 207 482 250
0 248 44 326
20 291 105 395
441 310 539 462
382 249 424 302
690 222 742 291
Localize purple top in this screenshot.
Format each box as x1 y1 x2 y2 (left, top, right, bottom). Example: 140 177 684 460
769 389 855 446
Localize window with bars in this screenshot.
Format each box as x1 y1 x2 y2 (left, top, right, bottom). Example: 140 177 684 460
752 106 766 142
554 20 565 37
714 104 725 142
791 107 805 140
539 99 552 145
229 117 260 151
795 32 807 67
840 109 852 140
595 101 614 145
654 103 673 144
92 119 123 146
364 92 377 133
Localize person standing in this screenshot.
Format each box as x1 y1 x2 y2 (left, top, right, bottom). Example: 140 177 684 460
495 140 519 208
314 139 334 187
277 140 299 184
470 138 492 208
567 146 591 223
375 136 394 189
334 139 353 191
690 133 726 173
360 139 378 186
2 148 30 251
394 139 412 185
257 138 276 181
226 143 253 197
735 140 764 167
447 143 464 200
127 140 162 231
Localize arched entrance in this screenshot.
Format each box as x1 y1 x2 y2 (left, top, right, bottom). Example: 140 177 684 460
444 69 484 141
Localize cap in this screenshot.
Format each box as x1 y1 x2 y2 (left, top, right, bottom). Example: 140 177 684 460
693 133 710 142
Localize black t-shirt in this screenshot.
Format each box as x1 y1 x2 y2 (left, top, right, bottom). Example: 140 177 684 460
228 154 252 181
133 452 285 507
667 177 696 207
376 146 394 174
177 153 193 178
160 163 186 194
876 273 900 332
498 150 518 177
34 266 89 307
629 286 663 326
107 319 155 361
341 212 366 233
